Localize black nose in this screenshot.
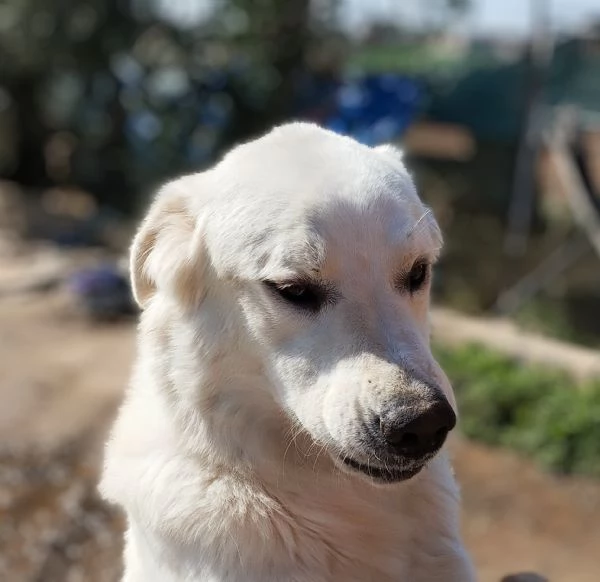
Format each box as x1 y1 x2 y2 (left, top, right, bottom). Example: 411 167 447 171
380 398 456 458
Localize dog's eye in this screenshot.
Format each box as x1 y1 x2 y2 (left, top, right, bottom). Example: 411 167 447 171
264 281 325 312
398 260 431 294
407 261 430 293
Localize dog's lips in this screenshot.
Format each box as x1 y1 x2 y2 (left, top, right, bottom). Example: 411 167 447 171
341 457 424 483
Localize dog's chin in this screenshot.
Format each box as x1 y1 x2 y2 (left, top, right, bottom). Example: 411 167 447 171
336 456 425 485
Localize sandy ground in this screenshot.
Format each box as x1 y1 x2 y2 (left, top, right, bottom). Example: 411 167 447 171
1 291 600 582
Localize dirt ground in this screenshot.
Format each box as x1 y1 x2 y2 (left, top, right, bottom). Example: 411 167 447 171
1 289 600 582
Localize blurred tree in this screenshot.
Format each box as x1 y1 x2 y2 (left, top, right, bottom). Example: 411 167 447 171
218 0 311 145
0 0 143 209
0 0 338 213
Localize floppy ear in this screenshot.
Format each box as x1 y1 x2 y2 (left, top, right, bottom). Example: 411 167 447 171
130 178 206 310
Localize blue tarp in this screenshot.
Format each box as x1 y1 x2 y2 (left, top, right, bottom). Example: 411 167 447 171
295 74 424 146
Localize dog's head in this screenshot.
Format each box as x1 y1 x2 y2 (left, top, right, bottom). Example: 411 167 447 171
131 123 456 484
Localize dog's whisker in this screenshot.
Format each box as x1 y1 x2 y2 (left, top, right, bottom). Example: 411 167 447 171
336 452 349 486
305 439 319 459
281 423 304 475
406 207 441 243
312 441 328 474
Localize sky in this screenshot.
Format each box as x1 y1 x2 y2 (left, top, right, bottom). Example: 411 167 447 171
157 0 600 38
341 0 600 38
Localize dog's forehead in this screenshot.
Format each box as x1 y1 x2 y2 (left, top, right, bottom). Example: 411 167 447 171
222 123 414 199
207 124 437 279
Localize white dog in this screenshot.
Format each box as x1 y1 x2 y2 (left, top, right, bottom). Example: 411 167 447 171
101 123 476 582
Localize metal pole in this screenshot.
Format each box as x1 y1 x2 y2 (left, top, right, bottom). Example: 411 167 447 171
504 0 553 256
494 234 589 315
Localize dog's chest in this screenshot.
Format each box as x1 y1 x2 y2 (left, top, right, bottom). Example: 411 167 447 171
273 489 423 581
110 444 468 582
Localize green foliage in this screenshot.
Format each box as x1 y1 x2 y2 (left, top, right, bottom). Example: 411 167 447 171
435 343 600 478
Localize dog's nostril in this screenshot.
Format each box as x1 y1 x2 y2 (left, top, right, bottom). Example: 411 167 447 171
397 432 419 448
433 427 449 447
381 423 421 449
435 427 448 439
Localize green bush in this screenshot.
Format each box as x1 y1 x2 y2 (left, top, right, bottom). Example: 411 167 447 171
434 344 600 478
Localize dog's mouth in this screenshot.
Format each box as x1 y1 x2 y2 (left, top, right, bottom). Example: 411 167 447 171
341 457 424 483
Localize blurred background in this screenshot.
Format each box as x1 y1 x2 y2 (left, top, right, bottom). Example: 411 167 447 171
1 1 600 580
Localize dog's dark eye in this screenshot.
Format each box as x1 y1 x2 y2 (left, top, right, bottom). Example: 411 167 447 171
264 281 325 312
398 260 430 294
407 261 430 293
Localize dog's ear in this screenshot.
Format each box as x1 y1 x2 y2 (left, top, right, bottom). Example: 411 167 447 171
130 178 206 310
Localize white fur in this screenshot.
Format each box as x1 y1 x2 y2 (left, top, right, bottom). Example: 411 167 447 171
101 123 476 582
